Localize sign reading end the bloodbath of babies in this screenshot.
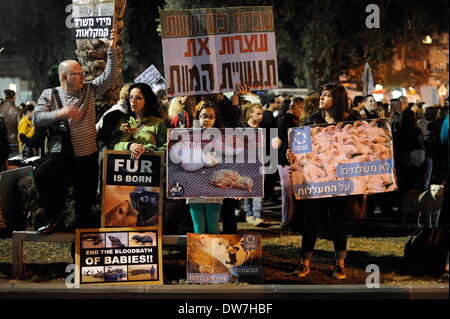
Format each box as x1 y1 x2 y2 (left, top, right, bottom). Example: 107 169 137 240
75 227 162 285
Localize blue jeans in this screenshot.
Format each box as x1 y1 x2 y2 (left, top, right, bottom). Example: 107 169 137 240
243 198 262 218
189 203 222 234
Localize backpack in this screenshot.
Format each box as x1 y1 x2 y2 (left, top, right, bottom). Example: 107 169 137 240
404 222 449 276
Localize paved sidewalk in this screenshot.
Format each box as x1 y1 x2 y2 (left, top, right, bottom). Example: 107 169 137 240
0 282 448 299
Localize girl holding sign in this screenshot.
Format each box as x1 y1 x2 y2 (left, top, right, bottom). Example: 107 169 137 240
288 83 350 280
187 100 224 234
114 83 167 159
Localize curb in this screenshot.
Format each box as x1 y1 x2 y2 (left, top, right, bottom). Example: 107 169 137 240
0 283 448 299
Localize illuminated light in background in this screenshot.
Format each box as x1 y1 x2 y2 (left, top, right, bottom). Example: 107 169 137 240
392 90 403 99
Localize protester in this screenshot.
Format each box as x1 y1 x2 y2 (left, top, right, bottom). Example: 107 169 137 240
170 95 198 128
0 89 21 152
0 116 9 172
394 109 426 195
96 83 133 148
439 113 449 281
390 98 402 133
418 107 438 189
260 94 281 204
275 98 302 229
32 30 118 234
299 92 320 125
288 83 349 280
187 101 223 234
362 94 378 119
348 95 364 121
17 103 35 157
240 103 265 227
113 83 167 158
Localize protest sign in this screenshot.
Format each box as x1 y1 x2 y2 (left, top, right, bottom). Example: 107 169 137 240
187 233 262 284
167 128 264 198
102 150 163 228
75 227 162 285
134 65 166 94
160 6 278 96
71 0 114 39
289 119 397 200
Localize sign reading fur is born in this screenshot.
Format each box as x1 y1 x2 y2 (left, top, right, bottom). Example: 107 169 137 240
187 233 262 284
101 150 164 228
75 227 162 285
289 119 398 200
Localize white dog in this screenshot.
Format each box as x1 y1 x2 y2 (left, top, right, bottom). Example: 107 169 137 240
401 184 445 226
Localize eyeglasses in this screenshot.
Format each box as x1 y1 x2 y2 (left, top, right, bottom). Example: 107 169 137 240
129 95 144 101
199 114 216 120
67 71 85 77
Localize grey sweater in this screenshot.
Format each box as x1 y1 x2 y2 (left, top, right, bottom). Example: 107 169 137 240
33 47 118 157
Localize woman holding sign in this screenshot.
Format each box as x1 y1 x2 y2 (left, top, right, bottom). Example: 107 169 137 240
288 83 349 280
114 83 167 159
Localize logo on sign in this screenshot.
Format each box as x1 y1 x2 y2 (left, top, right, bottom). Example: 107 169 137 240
170 182 184 197
243 234 258 250
291 127 312 154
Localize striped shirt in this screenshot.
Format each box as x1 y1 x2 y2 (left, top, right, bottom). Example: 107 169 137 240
33 48 118 157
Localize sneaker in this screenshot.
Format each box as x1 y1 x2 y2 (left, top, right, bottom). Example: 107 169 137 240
245 216 254 224
332 260 346 280
252 217 265 227
296 261 311 278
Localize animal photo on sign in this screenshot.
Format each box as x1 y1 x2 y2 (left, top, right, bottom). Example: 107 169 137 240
103 185 160 227
128 264 157 281
104 266 128 282
106 232 128 248
81 233 105 249
129 231 156 247
81 266 105 283
187 234 261 283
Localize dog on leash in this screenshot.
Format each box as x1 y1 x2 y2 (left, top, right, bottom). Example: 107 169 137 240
401 184 445 226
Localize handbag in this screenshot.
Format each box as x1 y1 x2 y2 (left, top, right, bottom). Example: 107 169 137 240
345 194 367 219
34 89 74 172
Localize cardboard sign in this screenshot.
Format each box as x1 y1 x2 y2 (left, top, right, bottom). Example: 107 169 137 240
187 233 262 284
166 128 264 198
134 65 166 94
289 119 397 199
75 227 162 285
71 0 114 39
160 6 278 96
101 150 164 228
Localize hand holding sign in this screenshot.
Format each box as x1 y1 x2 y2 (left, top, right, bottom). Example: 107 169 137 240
130 143 146 160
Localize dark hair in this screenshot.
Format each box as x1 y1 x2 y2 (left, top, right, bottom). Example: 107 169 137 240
3 89 15 100
278 99 292 117
363 94 374 102
424 107 437 121
352 95 364 107
127 83 161 118
300 92 320 125
401 109 418 129
292 97 304 105
22 103 34 115
320 83 348 122
194 100 223 128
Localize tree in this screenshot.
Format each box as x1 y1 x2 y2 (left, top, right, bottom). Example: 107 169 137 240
0 0 76 99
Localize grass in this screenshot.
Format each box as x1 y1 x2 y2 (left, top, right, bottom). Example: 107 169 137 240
0 217 447 285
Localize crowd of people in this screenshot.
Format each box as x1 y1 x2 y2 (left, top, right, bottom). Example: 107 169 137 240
0 35 448 280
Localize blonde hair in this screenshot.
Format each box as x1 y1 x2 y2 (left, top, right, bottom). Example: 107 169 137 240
243 103 263 122
119 83 132 100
